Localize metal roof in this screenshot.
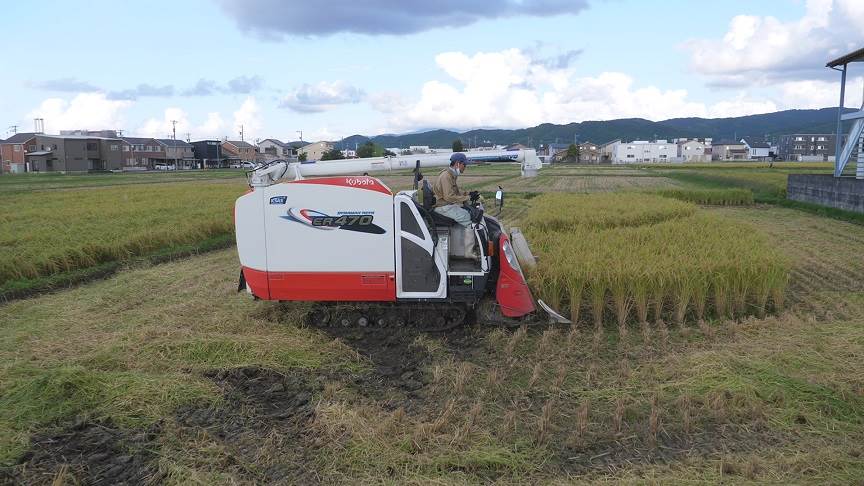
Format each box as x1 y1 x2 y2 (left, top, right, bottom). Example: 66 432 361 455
259 138 288 147
156 139 192 147
226 140 255 149
826 46 864 67
121 137 157 144
2 132 37 144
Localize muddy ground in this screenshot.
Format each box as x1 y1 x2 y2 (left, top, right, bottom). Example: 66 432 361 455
1 317 790 484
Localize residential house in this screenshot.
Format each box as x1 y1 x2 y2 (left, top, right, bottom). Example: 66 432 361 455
610 140 681 164
675 138 712 162
298 141 334 162
25 134 125 172
257 139 296 160
541 142 570 162
191 140 238 168
157 139 196 168
740 138 775 160
120 137 165 168
599 139 620 163
576 141 601 164
777 134 842 161
1 132 37 173
222 140 257 162
711 141 750 161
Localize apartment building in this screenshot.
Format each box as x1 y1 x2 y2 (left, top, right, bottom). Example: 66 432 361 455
778 134 841 161
608 140 681 164
25 134 125 172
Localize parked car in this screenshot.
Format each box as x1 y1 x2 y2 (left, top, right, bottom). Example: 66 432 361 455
154 164 175 171
231 161 257 169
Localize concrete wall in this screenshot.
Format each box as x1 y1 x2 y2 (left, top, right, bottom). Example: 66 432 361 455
787 174 864 213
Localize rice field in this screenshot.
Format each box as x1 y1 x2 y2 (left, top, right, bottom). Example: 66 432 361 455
0 181 245 285
524 193 789 327
653 188 754 206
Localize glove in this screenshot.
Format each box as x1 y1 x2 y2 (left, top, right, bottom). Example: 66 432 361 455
469 191 480 202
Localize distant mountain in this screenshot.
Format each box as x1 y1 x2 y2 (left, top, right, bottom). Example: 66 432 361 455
330 108 852 148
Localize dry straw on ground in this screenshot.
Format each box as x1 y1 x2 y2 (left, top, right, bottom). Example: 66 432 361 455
524 193 789 327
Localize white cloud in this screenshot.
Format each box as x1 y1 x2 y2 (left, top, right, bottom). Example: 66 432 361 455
138 107 191 139
376 48 774 131
26 93 131 133
779 77 864 109
137 97 263 140
233 96 262 139
138 108 225 140
373 47 856 132
686 0 864 84
280 81 365 113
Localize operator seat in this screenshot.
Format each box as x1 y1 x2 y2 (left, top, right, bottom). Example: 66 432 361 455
418 179 459 227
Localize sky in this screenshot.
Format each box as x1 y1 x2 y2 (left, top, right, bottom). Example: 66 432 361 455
1 0 864 142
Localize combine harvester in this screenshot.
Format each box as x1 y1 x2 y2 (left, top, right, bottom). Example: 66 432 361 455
234 150 568 330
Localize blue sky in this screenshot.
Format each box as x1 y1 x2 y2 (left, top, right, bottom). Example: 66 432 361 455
2 0 863 142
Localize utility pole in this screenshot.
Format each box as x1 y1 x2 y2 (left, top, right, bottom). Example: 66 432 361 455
239 124 244 142
8 125 17 135
296 130 303 142
170 120 178 169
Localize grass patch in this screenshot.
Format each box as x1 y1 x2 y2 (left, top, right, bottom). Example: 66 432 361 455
0 365 215 464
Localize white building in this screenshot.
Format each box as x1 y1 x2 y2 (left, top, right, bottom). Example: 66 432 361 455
610 140 682 164
675 138 712 162
408 145 430 154
740 138 775 160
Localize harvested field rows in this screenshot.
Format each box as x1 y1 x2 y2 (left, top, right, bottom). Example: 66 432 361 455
711 206 864 318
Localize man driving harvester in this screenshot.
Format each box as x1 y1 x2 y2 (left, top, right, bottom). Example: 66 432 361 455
432 152 480 227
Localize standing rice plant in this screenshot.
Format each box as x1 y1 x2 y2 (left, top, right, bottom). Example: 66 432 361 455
713 276 730 319
608 267 633 335
691 272 709 322
632 269 651 326
651 275 666 324
567 269 586 324
672 273 696 328
588 277 608 330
